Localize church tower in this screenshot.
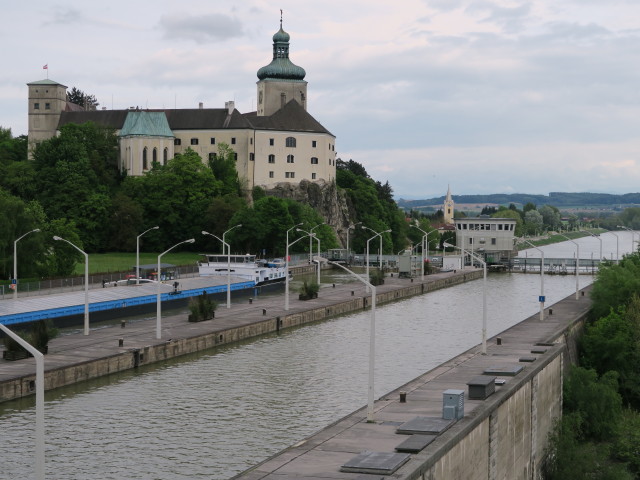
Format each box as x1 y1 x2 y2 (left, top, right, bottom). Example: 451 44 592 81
26 79 67 159
443 185 455 224
256 14 308 116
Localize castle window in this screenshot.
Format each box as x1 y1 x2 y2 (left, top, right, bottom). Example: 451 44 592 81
268 154 275 164
174 138 181 146
269 138 274 146
231 137 236 145
152 148 157 164
312 173 317 180
269 171 274 178
163 148 168 165
34 103 40 110
234 153 238 160
210 137 216 145
250 153 255 161
45 103 51 110
191 138 199 145
310 157 318 165
312 140 317 148
250 138 253 145
285 172 295 179
286 137 296 148
491 238 497 245
287 155 294 163
209 152 217 161
143 148 148 170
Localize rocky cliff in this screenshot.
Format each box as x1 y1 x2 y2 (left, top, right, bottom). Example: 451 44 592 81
264 180 355 247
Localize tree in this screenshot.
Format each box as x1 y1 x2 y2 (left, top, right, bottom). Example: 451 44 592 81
524 210 543 235
106 193 144 252
66 87 99 111
492 209 523 236
539 205 561 231
590 251 640 321
209 143 241 196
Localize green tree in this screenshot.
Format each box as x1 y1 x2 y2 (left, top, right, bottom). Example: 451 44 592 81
106 193 145 252
590 251 640 321
66 87 99 110
209 143 241 196
539 205 561 231
524 210 543 235
492 208 523 236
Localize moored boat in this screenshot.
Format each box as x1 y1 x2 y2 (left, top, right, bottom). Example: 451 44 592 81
198 254 288 286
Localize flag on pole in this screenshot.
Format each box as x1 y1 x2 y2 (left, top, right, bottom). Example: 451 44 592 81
43 64 48 69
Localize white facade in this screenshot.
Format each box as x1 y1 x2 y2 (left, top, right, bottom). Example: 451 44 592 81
454 217 517 258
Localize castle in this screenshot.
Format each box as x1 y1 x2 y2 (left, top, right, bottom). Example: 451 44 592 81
26 19 337 191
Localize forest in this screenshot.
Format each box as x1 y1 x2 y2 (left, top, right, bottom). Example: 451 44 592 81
0 124 425 279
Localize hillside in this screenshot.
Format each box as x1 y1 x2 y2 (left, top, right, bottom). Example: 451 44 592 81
398 192 640 210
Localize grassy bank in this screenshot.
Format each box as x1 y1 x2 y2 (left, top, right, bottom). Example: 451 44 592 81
73 252 202 276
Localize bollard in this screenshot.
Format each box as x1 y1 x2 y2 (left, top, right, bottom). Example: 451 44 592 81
118 338 124 347
549 308 553 315
121 320 126 328
351 290 354 296
249 298 253 304
411 278 414 283
391 273 393 277
399 391 407 403
332 283 335 288
497 337 502 346
581 290 584 297
262 308 266 316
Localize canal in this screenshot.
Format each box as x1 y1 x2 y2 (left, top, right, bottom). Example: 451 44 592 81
0 267 596 479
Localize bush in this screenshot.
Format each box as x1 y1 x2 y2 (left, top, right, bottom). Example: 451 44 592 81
188 293 217 322
369 268 385 286
299 281 319 300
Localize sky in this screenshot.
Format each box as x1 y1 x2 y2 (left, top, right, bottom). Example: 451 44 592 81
2 0 640 200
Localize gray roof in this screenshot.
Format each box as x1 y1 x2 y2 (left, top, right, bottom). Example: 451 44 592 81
57 102 332 136
27 78 67 88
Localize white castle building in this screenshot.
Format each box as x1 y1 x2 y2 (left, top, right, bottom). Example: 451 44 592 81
26 19 336 191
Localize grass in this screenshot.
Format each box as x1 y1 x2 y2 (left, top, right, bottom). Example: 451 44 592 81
518 229 607 247
73 252 202 275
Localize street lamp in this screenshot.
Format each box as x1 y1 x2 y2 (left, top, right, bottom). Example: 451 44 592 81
300 228 322 285
13 228 40 300
136 226 159 285
581 230 602 263
309 223 324 268
445 242 487 354
519 238 545 321
53 236 89 335
362 227 391 292
617 226 636 253
285 229 309 310
558 234 580 300
329 261 377 422
411 224 429 281
203 225 242 309
156 238 195 339
346 222 361 263
0 324 45 479
609 231 620 263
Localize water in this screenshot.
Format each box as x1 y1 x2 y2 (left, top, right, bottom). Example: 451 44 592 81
0 244 600 479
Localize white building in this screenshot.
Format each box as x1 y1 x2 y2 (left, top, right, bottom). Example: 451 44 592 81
26 19 336 191
454 217 517 263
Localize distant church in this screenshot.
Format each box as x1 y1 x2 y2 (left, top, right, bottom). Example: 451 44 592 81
26 18 336 191
443 185 455 224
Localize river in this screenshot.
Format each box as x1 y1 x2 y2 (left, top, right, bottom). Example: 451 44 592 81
0 235 633 479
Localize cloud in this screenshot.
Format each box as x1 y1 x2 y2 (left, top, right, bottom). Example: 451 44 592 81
159 13 244 43
42 7 83 26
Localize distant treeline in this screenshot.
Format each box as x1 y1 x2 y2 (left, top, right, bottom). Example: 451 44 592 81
399 192 640 209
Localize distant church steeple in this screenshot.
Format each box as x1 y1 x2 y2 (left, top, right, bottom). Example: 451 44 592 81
443 185 455 224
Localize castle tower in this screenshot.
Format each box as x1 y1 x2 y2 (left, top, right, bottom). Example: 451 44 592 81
256 15 308 116
27 79 67 159
443 185 455 224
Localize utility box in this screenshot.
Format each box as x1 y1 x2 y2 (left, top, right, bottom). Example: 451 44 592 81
442 255 462 271
467 375 496 400
398 251 420 278
442 389 465 420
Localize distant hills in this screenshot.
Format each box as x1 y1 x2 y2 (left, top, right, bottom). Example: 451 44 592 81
398 192 640 210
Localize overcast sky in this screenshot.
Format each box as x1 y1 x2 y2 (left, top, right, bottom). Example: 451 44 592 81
2 0 640 199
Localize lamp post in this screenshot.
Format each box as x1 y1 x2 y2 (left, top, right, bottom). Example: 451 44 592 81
0 324 45 479
411 224 428 281
346 222 361 263
136 226 159 285
617 225 636 253
329 261 377 422
519 238 545 321
558 234 580 300
445 242 487 354
203 225 241 309
300 228 322 284
13 228 40 300
285 229 309 310
362 227 391 292
309 223 324 271
157 238 195 339
53 236 89 335
582 229 602 264
609 231 620 263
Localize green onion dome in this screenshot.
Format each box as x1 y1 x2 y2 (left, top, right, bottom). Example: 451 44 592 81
257 25 306 81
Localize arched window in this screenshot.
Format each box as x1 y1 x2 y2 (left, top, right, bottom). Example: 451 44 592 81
163 148 168 165
287 155 294 163
310 157 318 165
152 148 157 164
285 137 296 148
142 147 148 170
268 154 275 164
